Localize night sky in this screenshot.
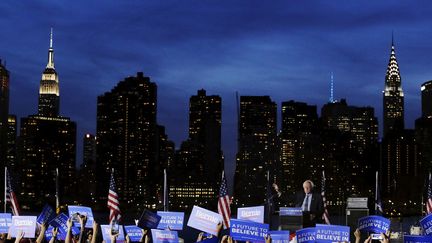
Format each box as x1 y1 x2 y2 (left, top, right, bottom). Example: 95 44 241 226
2 1 432 190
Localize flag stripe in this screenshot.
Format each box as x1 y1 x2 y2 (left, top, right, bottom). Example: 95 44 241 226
108 170 121 223
217 171 231 229
321 171 330 224
6 169 20 216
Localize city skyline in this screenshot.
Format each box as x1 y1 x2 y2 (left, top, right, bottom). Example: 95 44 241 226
2 1 432 191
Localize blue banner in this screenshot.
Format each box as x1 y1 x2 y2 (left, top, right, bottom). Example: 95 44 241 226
404 235 432 243
68 205 94 228
237 206 265 223
279 207 303 216
156 211 184 230
198 237 219 243
37 204 56 225
0 213 11 233
315 224 350 243
101 224 125 243
124 225 143 242
269 230 290 243
358 215 391 233
9 216 37 238
230 218 269 242
296 227 316 243
420 214 432 235
50 213 80 237
187 206 223 236
138 209 161 229
151 229 179 243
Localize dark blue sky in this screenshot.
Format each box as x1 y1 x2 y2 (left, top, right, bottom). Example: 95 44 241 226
2 1 432 190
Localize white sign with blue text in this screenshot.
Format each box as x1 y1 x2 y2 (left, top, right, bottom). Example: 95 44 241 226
187 206 222 236
237 206 264 223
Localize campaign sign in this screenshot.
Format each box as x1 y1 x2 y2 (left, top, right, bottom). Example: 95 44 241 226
10 216 37 238
315 224 350 243
230 218 269 242
198 237 219 243
45 225 68 241
138 209 161 229
358 215 391 233
151 229 179 243
420 214 432 235
237 206 265 223
268 230 290 243
124 225 143 242
187 206 223 236
37 204 56 225
404 235 432 243
156 211 184 230
49 213 80 237
0 213 12 233
101 224 125 243
68 205 94 228
279 207 303 216
296 227 316 243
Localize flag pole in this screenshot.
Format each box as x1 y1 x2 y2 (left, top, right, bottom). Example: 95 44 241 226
163 169 168 212
55 168 59 213
375 171 378 213
4 167 7 213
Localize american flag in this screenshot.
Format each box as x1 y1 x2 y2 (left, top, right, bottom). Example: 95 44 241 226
321 171 330 224
427 172 432 214
108 169 121 223
218 171 231 229
6 169 20 216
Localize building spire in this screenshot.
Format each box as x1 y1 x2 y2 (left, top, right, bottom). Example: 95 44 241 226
329 72 334 103
47 28 54 69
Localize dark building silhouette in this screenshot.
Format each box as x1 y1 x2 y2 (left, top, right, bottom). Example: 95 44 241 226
383 38 404 135
19 30 76 210
321 99 379 204
96 72 172 212
279 101 318 193
78 134 97 205
7 115 17 170
169 89 222 210
0 60 10 187
235 96 277 207
416 81 432 179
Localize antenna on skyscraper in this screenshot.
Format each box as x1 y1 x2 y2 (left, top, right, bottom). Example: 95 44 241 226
329 72 334 103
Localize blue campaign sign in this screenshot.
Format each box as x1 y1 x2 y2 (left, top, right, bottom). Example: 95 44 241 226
45 225 68 241
68 205 94 228
10 216 37 238
279 207 303 216
404 235 432 243
187 205 223 236
138 209 162 229
50 213 80 237
315 224 350 243
420 214 432 235
151 229 179 243
269 230 290 243
358 215 391 233
101 224 125 243
124 225 143 242
230 218 269 242
156 211 184 230
237 206 265 223
0 213 12 233
198 237 219 243
296 227 316 243
37 204 56 225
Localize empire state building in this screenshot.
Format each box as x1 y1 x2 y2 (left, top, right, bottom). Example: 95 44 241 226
383 37 404 135
38 29 59 117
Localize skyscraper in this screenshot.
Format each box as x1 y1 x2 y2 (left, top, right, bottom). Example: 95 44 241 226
383 37 404 135
19 30 76 210
38 29 59 117
78 134 97 205
0 60 10 192
279 101 318 193
188 89 223 181
96 72 162 211
416 81 432 177
421 81 432 118
235 96 277 207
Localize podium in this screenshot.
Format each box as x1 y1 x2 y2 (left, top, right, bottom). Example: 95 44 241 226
277 207 303 231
